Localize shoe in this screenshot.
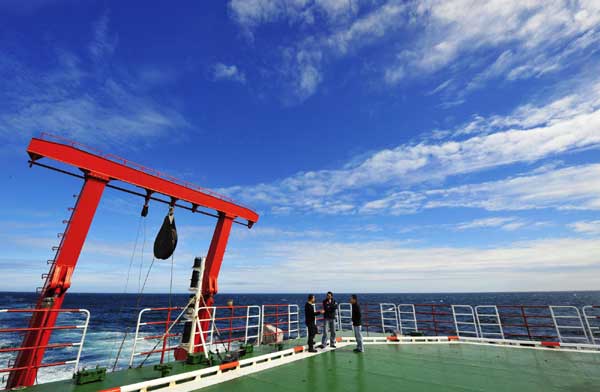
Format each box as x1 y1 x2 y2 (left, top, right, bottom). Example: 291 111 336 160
330 344 337 349
319 344 326 349
308 348 318 353
353 348 363 353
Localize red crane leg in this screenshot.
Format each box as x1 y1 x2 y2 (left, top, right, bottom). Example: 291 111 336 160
7 173 107 388
194 213 234 352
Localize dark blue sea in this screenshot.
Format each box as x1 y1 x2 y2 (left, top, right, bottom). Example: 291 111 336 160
1 291 599 385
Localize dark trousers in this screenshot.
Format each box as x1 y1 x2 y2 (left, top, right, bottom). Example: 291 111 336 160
307 324 317 349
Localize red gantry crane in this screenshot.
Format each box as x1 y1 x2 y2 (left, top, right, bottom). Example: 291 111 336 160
7 134 259 389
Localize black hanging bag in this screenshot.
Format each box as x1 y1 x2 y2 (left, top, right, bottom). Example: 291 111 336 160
153 210 178 259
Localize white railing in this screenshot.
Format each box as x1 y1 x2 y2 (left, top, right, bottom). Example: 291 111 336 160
288 304 300 339
397 304 418 335
475 305 504 339
380 303 399 333
452 305 478 338
127 301 600 367
260 304 300 344
129 306 185 367
244 305 261 344
583 306 600 345
549 306 589 343
0 308 90 386
338 303 353 331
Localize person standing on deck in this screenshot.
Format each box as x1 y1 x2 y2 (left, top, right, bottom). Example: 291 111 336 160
350 294 364 353
305 294 323 353
320 291 338 349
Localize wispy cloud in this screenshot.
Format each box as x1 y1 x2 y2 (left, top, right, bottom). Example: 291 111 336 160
225 80 600 215
0 13 189 147
219 237 600 292
228 0 600 101
363 163 600 215
228 0 361 38
385 1 600 89
213 63 246 83
89 11 117 62
569 220 600 235
229 0 407 101
455 217 524 231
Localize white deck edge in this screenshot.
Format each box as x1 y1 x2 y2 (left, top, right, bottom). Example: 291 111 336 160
111 336 600 392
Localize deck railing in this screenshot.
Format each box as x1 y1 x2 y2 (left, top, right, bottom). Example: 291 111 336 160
583 305 600 345
3 300 599 386
129 306 185 367
199 305 261 350
336 302 600 345
260 304 299 344
0 308 89 388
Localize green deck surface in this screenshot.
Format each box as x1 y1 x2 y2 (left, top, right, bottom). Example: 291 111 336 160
203 344 600 392
18 340 306 392
16 343 600 391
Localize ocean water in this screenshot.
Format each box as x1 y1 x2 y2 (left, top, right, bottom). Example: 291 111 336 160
1 291 599 385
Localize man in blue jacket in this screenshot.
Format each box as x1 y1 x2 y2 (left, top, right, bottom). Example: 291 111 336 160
320 291 338 348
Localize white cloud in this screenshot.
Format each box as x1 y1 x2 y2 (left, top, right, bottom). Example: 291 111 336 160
89 11 117 62
225 80 600 214
218 237 600 292
455 217 522 231
228 1 600 99
213 63 246 83
229 0 408 100
0 14 188 146
387 0 600 89
569 220 600 235
363 163 600 215
228 0 361 35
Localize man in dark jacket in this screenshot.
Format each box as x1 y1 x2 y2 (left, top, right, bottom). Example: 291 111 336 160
320 291 338 348
304 294 323 352
350 294 363 353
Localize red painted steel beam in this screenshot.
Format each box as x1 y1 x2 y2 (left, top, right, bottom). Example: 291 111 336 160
7 173 107 388
195 212 234 352
27 138 259 225
8 137 259 387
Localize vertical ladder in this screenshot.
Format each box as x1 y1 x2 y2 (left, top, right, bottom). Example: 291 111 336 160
549 306 589 344
452 305 479 338
582 306 600 345
287 305 300 339
338 303 353 331
475 305 504 339
397 304 418 335
244 305 262 344
380 303 399 333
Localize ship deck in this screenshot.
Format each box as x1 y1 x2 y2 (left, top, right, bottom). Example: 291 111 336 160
202 343 600 392
19 341 600 392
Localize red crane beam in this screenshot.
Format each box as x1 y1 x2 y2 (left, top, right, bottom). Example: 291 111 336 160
7 136 258 388
26 138 258 224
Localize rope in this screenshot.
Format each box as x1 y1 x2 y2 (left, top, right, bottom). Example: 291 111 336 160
137 218 147 296
112 218 160 371
167 254 175 362
107 216 143 370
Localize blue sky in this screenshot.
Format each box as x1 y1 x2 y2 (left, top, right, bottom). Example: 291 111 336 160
1 0 600 293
